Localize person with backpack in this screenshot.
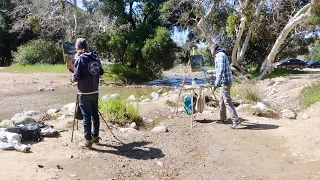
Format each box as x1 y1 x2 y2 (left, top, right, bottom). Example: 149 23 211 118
202 43 241 129
72 38 104 148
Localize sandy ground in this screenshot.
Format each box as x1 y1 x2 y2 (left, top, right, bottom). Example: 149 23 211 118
1 69 320 179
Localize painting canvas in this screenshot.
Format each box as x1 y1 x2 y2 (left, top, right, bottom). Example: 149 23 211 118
190 55 204 72
62 41 76 73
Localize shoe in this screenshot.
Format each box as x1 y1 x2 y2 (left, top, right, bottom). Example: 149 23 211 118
92 136 101 144
231 119 241 129
78 140 93 148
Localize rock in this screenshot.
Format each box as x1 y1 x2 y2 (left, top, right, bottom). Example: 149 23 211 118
151 92 160 101
110 94 120 99
142 117 154 124
61 103 76 114
151 125 168 133
24 110 38 116
46 88 55 91
129 122 137 129
302 113 310 119
11 113 37 125
127 95 136 101
57 114 67 120
47 109 60 115
38 87 45 91
256 102 267 111
162 92 168 97
0 120 14 128
119 128 138 134
281 109 296 119
141 99 151 102
250 103 279 119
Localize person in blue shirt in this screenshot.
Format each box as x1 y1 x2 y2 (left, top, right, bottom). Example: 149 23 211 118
202 43 241 128
72 38 104 148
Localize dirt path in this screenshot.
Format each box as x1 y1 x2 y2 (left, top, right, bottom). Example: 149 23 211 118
1 70 320 179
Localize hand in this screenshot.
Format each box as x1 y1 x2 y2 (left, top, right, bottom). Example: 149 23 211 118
201 67 207 73
214 81 221 88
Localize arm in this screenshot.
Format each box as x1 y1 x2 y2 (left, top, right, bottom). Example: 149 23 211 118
72 58 83 82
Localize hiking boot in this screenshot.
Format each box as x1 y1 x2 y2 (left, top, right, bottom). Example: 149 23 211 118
92 137 101 144
231 119 241 129
78 140 93 148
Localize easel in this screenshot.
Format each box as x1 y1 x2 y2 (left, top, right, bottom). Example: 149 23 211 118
172 48 218 129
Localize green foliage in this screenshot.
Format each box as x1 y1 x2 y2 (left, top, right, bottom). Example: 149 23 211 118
226 14 239 36
1 64 66 73
310 3 320 25
13 39 63 65
99 98 141 126
141 27 175 76
300 83 320 108
311 39 320 60
28 16 40 34
103 64 145 84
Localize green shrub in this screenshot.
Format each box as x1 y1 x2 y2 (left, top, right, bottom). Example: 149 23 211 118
99 98 141 126
102 64 147 84
13 39 63 65
231 84 261 102
300 83 320 108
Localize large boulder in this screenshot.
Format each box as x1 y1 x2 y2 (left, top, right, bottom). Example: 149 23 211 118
11 113 37 125
281 109 296 119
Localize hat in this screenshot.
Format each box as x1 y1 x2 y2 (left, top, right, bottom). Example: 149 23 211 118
75 38 88 50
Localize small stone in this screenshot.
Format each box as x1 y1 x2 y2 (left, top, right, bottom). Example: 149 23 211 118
46 88 55 91
38 165 44 168
162 92 168 97
129 122 137 129
157 161 163 166
302 113 310 119
47 109 60 115
281 109 296 119
151 125 168 133
57 165 63 169
38 87 45 91
142 117 154 124
151 92 160 101
127 95 136 101
70 155 74 158
141 99 151 102
119 128 138 134
0 120 14 128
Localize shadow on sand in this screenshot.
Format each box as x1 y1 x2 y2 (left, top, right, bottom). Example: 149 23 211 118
90 141 165 160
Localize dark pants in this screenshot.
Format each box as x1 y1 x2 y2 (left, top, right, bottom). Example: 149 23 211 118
78 93 100 140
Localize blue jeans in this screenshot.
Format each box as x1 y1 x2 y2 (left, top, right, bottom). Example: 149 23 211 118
78 93 100 140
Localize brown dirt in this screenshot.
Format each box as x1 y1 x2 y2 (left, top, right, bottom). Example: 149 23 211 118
1 70 320 179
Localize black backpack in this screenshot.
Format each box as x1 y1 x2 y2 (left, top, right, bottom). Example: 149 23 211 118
6 124 43 142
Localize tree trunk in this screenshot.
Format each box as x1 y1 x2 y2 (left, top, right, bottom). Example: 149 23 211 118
259 4 312 78
238 0 265 65
231 16 247 71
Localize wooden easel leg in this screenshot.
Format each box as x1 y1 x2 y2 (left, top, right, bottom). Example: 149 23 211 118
191 89 194 129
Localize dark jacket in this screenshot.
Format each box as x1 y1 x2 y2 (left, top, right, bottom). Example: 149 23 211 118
73 52 104 94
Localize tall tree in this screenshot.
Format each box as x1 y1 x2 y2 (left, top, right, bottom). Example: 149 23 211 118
259 0 320 78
